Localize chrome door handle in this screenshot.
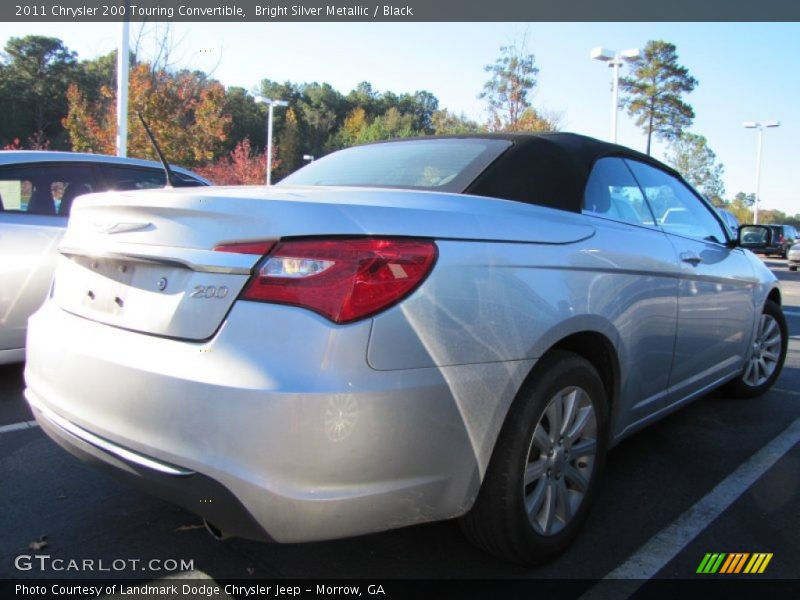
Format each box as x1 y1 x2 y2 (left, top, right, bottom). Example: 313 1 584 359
680 252 702 266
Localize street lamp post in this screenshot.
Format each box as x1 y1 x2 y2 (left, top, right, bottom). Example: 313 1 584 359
743 120 780 224
255 96 288 185
116 1 131 157
590 47 640 143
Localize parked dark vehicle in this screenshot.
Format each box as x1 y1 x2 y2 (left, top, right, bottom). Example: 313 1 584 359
754 224 798 258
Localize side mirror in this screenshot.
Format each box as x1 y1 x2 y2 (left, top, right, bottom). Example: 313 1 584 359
738 224 772 249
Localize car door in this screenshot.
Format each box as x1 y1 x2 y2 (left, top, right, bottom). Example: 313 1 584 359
0 164 97 358
582 157 680 429
625 160 757 404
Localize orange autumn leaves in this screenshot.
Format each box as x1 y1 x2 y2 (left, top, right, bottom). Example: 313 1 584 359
64 64 229 168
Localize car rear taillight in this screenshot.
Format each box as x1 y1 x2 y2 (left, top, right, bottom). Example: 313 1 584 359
238 238 437 324
213 241 275 255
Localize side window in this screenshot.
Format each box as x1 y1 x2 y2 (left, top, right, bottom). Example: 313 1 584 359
173 173 207 187
0 165 97 217
582 157 654 226
101 166 167 191
625 160 728 244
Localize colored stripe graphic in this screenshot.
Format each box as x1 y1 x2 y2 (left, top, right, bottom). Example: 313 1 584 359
697 553 727 573
745 554 761 573
710 553 726 573
744 553 774 574
698 552 772 574
719 553 749 573
758 554 773 573
733 553 750 573
719 554 736 573
696 553 713 573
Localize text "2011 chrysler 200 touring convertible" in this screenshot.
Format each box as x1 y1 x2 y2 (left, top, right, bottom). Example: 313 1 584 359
24 134 786 564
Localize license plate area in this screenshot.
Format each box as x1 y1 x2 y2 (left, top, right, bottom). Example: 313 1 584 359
55 255 193 326
52 254 247 340
73 256 137 316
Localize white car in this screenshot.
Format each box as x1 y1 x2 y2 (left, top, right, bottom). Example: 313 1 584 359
787 243 800 271
0 151 208 364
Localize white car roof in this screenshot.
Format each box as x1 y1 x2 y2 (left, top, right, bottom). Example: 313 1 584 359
0 150 208 183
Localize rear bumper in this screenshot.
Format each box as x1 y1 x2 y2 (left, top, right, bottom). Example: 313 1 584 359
29 395 271 541
0 347 25 365
25 299 530 542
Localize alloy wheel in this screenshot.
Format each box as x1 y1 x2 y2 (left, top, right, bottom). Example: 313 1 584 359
743 313 782 387
522 386 597 536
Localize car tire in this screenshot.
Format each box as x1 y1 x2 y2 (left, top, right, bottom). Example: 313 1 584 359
460 350 608 564
724 301 787 398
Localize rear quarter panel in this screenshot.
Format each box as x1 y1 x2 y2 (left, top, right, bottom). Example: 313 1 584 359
369 213 682 468
0 212 66 357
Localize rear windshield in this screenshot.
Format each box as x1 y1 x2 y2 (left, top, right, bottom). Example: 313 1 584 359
278 138 511 193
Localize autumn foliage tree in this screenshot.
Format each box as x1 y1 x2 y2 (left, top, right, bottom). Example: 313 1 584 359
64 82 114 151
666 132 725 202
335 106 419 147
479 43 561 133
275 107 303 178
430 109 483 135
505 107 562 133
480 43 539 131
63 63 230 166
194 138 271 185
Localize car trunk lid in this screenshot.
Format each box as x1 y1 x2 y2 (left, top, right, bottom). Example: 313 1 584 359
52 185 595 340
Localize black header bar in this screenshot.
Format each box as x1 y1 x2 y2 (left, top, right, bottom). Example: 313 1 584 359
4 0 800 23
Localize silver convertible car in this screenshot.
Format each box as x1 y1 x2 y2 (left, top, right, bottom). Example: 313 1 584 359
24 134 786 564
0 151 208 365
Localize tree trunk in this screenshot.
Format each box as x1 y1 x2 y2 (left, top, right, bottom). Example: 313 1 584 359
645 83 657 156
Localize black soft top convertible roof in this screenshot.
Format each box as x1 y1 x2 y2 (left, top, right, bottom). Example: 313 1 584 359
436 132 678 213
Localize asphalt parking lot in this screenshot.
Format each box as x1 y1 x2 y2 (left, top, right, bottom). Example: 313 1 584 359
1 258 799 588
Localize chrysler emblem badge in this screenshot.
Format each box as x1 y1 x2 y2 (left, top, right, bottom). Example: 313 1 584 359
94 221 152 234
157 277 168 291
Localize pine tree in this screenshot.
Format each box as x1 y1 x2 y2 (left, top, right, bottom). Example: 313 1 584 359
620 40 697 155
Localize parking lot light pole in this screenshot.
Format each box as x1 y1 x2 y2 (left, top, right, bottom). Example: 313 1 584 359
590 47 640 143
743 120 780 224
255 96 289 185
116 4 130 157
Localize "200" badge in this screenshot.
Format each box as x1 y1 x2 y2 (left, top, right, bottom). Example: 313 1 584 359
190 285 229 299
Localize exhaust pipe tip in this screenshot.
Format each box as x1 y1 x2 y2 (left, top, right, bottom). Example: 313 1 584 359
203 519 227 541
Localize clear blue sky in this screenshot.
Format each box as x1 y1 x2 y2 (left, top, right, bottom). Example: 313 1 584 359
0 21 796 214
